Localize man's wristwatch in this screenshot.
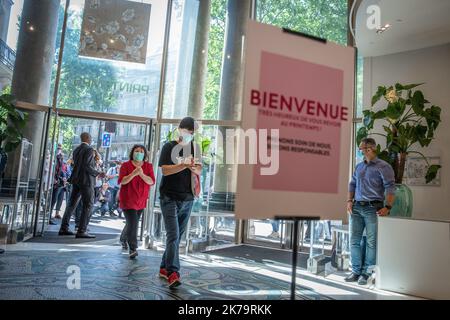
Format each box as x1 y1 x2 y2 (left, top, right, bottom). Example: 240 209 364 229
384 205 392 210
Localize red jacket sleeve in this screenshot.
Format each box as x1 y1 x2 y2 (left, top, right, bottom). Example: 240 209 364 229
146 162 156 186
118 162 129 184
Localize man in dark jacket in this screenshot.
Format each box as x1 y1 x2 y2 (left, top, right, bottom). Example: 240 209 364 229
59 132 104 238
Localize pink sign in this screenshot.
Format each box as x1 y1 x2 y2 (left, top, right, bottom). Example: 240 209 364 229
252 51 346 193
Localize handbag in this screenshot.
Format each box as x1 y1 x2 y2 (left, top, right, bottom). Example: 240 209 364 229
191 172 201 198
190 141 201 198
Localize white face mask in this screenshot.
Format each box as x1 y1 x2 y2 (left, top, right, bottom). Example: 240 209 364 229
179 129 193 144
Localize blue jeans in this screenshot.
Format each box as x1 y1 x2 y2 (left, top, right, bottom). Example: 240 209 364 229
94 202 109 215
160 195 194 275
271 220 280 232
350 203 380 275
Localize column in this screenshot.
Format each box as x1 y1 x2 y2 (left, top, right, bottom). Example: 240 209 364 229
211 0 251 210
5 0 60 183
187 0 211 119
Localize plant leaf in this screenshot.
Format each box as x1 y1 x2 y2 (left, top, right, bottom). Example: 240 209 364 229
0 94 16 105
363 111 374 129
373 110 386 119
4 141 21 152
385 102 402 120
400 83 424 91
372 86 386 106
411 90 425 115
356 127 368 145
425 165 441 184
378 150 393 167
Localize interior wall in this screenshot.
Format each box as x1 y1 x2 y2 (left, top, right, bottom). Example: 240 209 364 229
363 43 450 221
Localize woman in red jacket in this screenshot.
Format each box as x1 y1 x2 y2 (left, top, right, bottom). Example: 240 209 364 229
118 144 155 259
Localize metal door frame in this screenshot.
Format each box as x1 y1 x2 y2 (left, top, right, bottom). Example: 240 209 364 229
41 107 153 237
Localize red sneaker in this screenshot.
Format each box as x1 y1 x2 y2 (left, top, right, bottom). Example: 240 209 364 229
159 268 169 280
168 272 181 289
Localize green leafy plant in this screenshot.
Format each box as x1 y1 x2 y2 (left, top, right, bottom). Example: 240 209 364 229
0 94 28 152
357 83 441 184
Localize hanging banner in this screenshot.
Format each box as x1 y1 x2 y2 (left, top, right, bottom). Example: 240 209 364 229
235 21 355 220
79 0 151 64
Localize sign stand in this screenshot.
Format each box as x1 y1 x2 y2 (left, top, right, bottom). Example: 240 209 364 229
275 216 320 300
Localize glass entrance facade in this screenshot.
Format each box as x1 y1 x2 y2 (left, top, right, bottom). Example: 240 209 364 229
1 0 354 256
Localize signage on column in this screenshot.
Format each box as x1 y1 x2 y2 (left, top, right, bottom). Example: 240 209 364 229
102 132 112 148
235 20 355 221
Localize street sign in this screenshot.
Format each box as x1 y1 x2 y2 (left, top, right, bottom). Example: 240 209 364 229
102 132 112 148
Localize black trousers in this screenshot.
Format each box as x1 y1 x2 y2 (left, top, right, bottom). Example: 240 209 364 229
122 210 143 251
60 184 94 234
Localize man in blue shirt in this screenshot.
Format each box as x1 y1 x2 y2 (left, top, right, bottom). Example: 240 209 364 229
345 138 395 285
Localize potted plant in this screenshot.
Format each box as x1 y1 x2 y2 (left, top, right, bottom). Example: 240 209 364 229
0 94 29 181
357 83 442 217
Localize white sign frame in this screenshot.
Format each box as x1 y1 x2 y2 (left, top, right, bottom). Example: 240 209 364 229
235 21 355 221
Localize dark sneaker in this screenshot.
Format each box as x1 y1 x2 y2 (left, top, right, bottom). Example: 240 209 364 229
344 273 360 282
58 229 74 236
129 250 138 260
121 241 128 250
358 274 370 285
159 268 169 280
168 272 181 289
75 232 96 239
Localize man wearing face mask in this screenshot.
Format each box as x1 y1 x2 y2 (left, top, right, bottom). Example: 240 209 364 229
345 137 395 285
158 117 202 288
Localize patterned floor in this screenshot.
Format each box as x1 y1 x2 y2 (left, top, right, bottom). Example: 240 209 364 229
0 217 417 300
0 245 329 300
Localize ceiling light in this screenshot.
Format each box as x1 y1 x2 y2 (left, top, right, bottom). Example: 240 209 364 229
376 23 391 34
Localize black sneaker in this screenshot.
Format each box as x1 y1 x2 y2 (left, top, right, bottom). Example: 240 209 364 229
358 274 370 285
121 241 128 250
58 229 75 236
129 250 138 259
344 273 360 282
75 232 96 239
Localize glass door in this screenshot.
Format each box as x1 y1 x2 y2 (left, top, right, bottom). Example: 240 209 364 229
39 109 152 237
